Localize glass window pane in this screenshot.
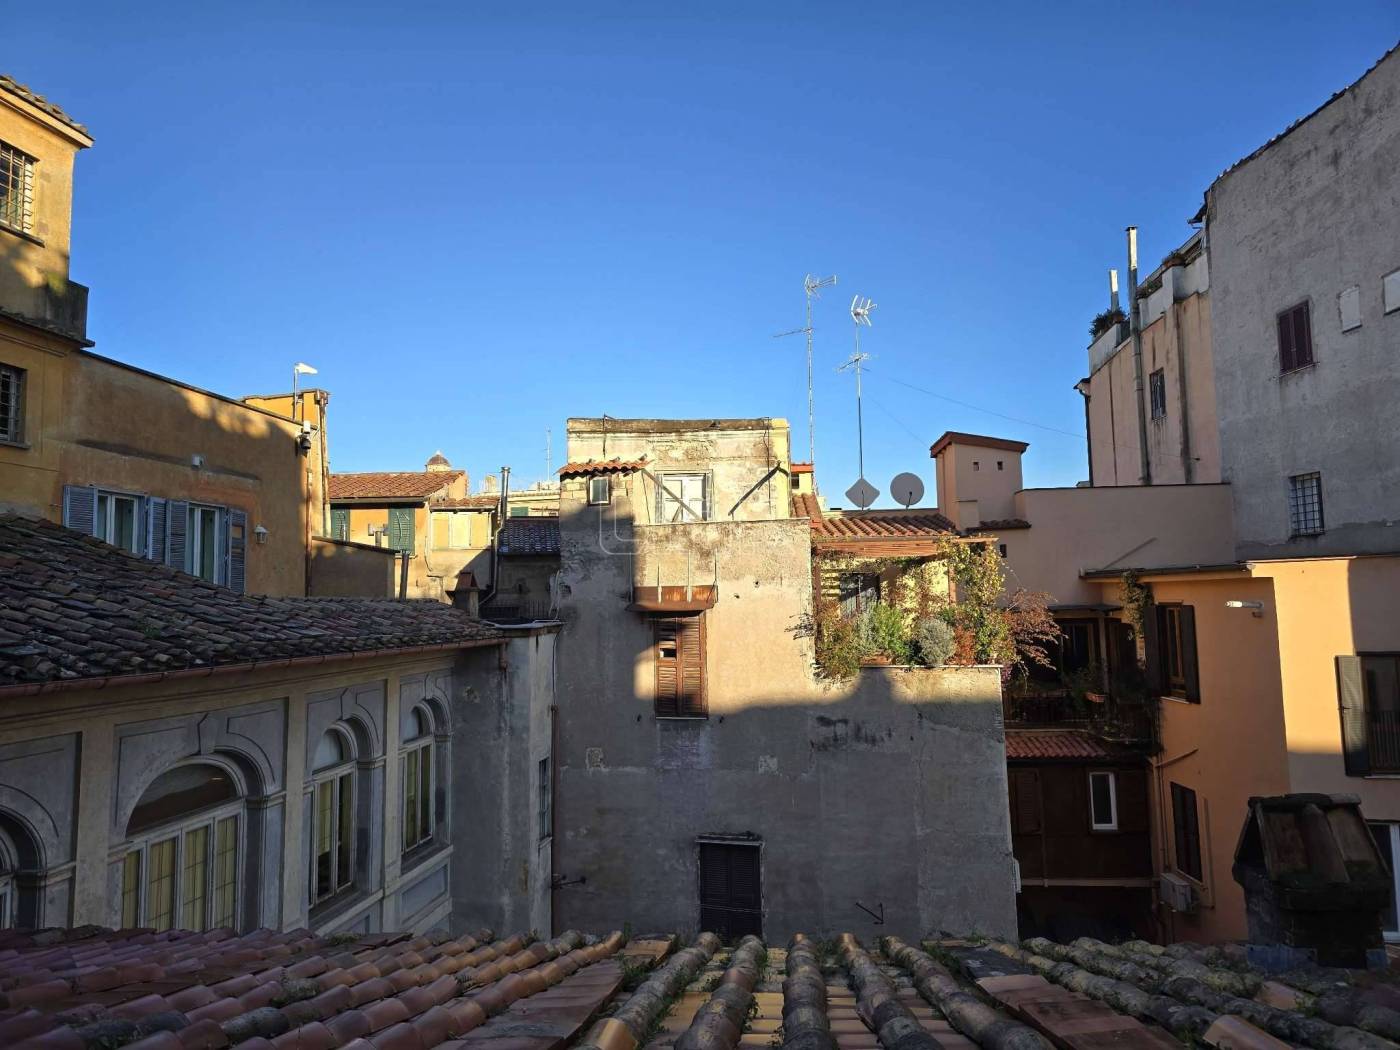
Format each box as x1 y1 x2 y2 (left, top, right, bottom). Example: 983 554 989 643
315 780 334 900
213 816 237 928
182 825 209 931
1090 773 1114 827
97 493 110 540
121 852 141 928
147 837 176 932
420 746 432 842
313 730 346 772
128 764 238 834
114 497 137 552
337 773 354 889
198 508 218 581
403 749 419 850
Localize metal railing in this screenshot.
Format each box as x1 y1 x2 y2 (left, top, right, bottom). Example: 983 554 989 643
1003 692 1159 746
1369 712 1400 772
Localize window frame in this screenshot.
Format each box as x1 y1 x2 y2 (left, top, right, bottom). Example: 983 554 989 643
1288 472 1325 537
653 614 708 719
400 709 435 857
1088 770 1118 832
310 729 357 907
588 476 611 506
1170 781 1203 882
1368 821 1400 941
97 490 143 554
537 756 552 842
1149 368 1167 420
0 140 36 237
119 794 243 933
186 503 224 583
1361 653 1400 774
656 472 708 523
1155 604 1199 702
1276 301 1315 374
0 362 24 446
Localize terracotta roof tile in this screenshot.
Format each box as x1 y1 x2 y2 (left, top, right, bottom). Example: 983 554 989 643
497 519 560 558
0 514 501 690
790 493 823 523
812 509 956 541
329 472 464 500
0 74 90 136
1004 729 1130 761
432 495 500 510
791 462 814 474
966 518 1031 533
557 459 647 479
929 432 1029 457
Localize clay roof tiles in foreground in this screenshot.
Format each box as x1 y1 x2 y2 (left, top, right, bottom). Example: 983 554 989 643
329 471 464 500
0 923 1372 1049
0 514 500 690
812 508 957 541
498 517 561 557
1004 729 1134 761
557 458 648 479
790 492 823 523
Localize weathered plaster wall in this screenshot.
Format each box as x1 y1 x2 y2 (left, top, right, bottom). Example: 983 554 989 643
552 481 1016 940
1208 48 1400 557
309 536 397 597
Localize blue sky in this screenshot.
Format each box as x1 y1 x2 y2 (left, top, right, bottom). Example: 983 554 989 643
10 3 1398 502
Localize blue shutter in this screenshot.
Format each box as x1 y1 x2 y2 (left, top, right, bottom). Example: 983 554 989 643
331 507 349 541
388 506 415 553
145 498 167 562
62 484 98 536
166 500 189 572
227 508 247 593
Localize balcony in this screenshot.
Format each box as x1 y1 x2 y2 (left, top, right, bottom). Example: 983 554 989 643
1003 689 1159 749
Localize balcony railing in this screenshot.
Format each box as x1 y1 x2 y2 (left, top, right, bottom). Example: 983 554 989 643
1369 712 1400 773
1003 691 1159 747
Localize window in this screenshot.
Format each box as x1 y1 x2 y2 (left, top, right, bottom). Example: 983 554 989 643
119 763 243 932
838 572 880 619
998 544 1008 558
973 460 980 471
311 729 356 904
330 508 349 541
1089 771 1118 831
187 504 221 582
1288 472 1324 536
654 615 706 718
657 473 707 523
1338 654 1400 775
1170 782 1202 881
1149 369 1167 420
509 505 529 517
588 476 610 505
537 757 551 842
0 141 36 235
1058 619 1100 675
97 492 141 553
1368 822 1400 939
0 363 23 444
1339 286 1362 332
401 709 434 855
1277 301 1314 373
996 460 1004 471
1385 269 1400 315
698 840 762 940
387 506 415 553
431 510 472 549
1154 604 1199 701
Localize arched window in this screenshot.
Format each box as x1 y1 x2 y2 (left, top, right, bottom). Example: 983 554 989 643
0 833 16 929
401 706 435 855
120 763 242 932
311 728 355 904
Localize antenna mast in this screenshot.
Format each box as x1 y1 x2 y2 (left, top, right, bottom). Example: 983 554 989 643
841 295 876 480
774 273 836 486
545 427 552 482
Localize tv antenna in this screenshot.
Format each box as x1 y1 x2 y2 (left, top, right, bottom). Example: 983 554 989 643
545 427 552 482
840 295 876 487
774 274 837 481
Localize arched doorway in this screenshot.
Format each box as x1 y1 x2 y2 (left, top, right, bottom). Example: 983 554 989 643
118 761 244 931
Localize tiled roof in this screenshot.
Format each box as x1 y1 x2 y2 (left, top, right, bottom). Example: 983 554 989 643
0 74 90 137
498 518 561 557
0 924 1353 1049
329 471 464 500
929 432 1029 457
791 462 814 474
434 495 500 510
813 509 957 541
0 514 501 690
557 459 648 479
790 492 823 522
0 925 626 1050
1004 729 1128 761
966 518 1031 533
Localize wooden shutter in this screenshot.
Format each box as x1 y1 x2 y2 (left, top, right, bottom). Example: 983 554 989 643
1337 655 1371 777
1009 768 1042 835
1293 303 1313 367
698 842 762 940
1143 604 1163 695
654 619 680 717
227 508 247 594
62 484 97 536
677 615 706 717
330 508 349 541
166 500 189 572
1179 605 1200 702
388 507 415 553
1277 312 1296 373
145 498 167 562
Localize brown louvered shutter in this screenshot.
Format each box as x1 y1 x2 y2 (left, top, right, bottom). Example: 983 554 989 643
1010 769 1042 834
1293 303 1314 367
677 615 707 717
1277 311 1296 373
654 618 680 717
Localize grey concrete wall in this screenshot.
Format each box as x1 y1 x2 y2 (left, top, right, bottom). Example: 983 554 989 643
450 627 558 937
552 470 1017 941
1207 47 1400 558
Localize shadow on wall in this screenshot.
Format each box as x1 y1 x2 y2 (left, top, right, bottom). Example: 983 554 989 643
309 536 397 597
546 500 1019 943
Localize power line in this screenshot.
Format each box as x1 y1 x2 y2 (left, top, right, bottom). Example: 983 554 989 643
866 368 1090 442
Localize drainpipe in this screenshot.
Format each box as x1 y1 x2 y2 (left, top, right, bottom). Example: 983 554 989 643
481 465 511 612
1075 379 1094 487
1127 227 1151 486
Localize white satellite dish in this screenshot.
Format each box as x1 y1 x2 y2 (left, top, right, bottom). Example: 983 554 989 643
845 478 879 510
890 472 924 509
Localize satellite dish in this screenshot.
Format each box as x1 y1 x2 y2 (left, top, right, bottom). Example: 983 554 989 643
845 477 879 510
890 472 924 509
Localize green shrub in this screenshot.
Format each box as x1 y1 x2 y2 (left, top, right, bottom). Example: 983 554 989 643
915 617 956 666
867 603 913 664
814 601 866 679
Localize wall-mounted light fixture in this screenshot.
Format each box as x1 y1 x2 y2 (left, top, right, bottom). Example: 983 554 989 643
1226 599 1265 618
191 454 205 468
253 525 269 545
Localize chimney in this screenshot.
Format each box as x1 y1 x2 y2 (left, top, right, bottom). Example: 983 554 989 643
447 568 481 617
1108 268 1120 314
483 474 499 494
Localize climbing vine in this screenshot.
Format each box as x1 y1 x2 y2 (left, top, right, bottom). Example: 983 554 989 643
1119 569 1152 633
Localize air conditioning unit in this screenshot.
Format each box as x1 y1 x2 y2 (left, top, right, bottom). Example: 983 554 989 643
1159 871 1199 913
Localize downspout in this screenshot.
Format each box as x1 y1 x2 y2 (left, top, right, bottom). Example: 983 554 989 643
1075 379 1094 487
1175 296 1194 483
481 465 510 611
1127 227 1151 486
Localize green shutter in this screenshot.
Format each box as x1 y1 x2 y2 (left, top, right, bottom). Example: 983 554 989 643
388 506 415 553
331 508 349 541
